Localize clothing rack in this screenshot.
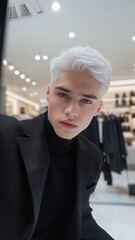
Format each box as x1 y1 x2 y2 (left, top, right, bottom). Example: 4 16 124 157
81 114 127 186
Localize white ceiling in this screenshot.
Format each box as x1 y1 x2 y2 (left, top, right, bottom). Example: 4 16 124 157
2 0 135 103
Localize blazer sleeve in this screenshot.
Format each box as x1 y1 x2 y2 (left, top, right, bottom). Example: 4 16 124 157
81 205 114 240
80 149 114 240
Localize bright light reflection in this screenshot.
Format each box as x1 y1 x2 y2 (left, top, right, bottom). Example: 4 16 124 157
52 2 60 11
14 70 19 75
9 65 14 70
35 55 40 60
22 87 27 91
68 32 75 38
32 81 37 86
25 77 31 83
43 55 48 60
3 60 7 65
20 74 25 79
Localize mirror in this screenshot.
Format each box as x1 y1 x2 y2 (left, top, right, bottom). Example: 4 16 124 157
1 0 135 216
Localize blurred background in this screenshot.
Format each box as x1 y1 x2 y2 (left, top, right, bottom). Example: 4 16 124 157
0 1 135 239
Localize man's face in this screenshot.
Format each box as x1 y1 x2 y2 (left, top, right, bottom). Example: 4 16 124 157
46 70 103 140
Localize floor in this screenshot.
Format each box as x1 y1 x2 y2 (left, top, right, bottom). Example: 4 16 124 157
89 171 135 240
90 204 135 240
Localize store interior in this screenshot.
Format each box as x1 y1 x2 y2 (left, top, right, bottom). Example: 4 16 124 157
1 1 135 239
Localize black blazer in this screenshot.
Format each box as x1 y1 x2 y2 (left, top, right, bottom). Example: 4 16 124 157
0 113 114 240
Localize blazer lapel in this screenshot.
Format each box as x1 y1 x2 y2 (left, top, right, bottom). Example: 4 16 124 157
17 113 50 228
67 135 95 240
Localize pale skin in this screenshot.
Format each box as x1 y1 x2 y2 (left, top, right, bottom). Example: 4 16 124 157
46 70 103 140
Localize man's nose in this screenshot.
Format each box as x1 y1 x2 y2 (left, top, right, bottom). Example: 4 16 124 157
64 101 79 118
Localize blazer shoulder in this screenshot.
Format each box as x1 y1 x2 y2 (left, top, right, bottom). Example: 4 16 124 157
78 134 103 180
78 133 102 156
0 114 24 138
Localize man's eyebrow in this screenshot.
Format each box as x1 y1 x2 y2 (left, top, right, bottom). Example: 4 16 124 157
55 86 97 99
81 94 97 99
55 86 71 93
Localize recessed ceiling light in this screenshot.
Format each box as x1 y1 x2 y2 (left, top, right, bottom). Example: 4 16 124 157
9 65 14 70
33 92 37 95
52 2 60 11
35 55 40 60
14 70 20 75
3 59 7 65
30 93 34 97
32 81 37 86
40 98 48 103
22 87 27 91
134 64 135 67
25 77 31 83
132 36 135 41
20 74 25 79
68 32 75 38
43 55 48 60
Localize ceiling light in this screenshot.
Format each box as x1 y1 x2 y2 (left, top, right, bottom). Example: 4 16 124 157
134 64 135 67
33 92 37 95
132 36 135 41
30 93 34 97
20 74 25 79
3 59 7 65
68 32 75 38
14 70 20 75
22 87 27 91
52 2 60 11
40 98 47 103
9 65 14 70
32 81 37 86
35 55 40 60
25 77 31 83
43 55 48 60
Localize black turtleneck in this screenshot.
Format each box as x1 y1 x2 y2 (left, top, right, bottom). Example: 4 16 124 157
32 114 76 240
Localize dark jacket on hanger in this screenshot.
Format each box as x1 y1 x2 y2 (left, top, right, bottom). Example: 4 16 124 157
0 112 114 240
82 116 113 185
103 115 127 173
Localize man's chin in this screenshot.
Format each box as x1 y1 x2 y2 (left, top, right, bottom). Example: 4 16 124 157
55 131 76 140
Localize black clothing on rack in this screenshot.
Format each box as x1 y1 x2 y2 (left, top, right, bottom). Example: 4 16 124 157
103 115 127 174
81 114 127 185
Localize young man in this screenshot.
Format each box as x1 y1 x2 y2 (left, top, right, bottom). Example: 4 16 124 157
0 46 114 240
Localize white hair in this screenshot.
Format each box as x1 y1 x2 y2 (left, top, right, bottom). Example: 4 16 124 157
50 45 112 97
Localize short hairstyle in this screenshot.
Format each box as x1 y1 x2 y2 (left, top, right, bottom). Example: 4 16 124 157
50 45 112 97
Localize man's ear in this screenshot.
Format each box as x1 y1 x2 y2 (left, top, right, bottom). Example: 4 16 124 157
46 84 50 102
94 100 103 116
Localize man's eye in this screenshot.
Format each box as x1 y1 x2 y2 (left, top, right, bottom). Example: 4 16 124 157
58 93 68 98
81 99 92 104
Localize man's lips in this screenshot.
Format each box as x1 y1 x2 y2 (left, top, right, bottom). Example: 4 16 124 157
59 120 78 128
